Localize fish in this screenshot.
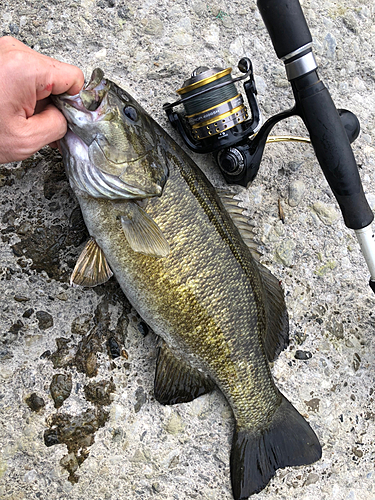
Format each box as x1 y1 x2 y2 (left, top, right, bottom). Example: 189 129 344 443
52 68 322 499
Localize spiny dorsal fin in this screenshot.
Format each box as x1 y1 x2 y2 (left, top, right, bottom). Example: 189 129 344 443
154 341 215 405
217 188 261 260
257 262 289 361
70 238 113 287
120 202 170 257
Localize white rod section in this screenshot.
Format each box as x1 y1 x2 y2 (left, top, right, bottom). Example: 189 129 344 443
354 224 375 281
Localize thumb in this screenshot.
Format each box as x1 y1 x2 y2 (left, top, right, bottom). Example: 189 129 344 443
23 104 68 154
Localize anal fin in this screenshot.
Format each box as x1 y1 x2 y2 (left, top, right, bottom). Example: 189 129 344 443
154 341 215 405
70 238 113 287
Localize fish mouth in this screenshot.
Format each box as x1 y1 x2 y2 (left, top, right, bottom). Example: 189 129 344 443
53 68 110 120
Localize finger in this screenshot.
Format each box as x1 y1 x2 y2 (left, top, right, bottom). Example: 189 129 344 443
1 37 84 101
35 60 85 100
22 104 68 155
0 36 35 52
34 97 51 115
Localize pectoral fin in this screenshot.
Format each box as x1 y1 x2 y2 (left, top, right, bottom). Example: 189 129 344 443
70 238 113 287
154 341 215 405
120 203 170 257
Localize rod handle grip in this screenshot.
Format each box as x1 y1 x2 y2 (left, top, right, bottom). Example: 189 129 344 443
257 0 312 59
294 77 373 229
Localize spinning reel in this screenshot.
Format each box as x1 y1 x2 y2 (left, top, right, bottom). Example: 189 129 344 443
164 58 360 188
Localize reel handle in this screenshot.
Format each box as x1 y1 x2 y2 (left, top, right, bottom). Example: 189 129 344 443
292 73 373 230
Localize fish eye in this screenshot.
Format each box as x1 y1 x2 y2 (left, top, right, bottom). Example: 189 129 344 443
123 106 138 122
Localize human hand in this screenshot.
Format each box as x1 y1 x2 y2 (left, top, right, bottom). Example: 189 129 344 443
0 36 84 164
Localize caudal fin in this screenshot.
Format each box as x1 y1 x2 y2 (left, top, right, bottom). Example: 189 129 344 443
230 394 322 499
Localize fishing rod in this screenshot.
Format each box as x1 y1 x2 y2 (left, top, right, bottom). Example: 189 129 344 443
163 0 375 294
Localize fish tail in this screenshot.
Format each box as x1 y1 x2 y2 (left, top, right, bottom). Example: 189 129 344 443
230 394 322 499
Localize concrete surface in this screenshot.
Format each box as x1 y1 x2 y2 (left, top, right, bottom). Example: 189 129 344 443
0 1 374 499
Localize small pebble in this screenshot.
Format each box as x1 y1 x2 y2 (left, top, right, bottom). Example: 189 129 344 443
50 373 72 409
352 447 363 458
23 308 34 318
44 429 60 447
25 393 45 412
9 23 20 35
9 320 24 334
165 413 184 435
14 295 30 302
274 239 296 267
152 482 162 493
304 472 319 486
107 337 121 358
36 311 54 330
312 201 340 225
71 314 92 335
295 350 313 360
353 352 361 371
23 469 37 483
288 180 305 207
134 387 147 413
0 347 13 360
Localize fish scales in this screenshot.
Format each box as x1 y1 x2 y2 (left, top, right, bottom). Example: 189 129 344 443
79 139 279 429
53 69 321 499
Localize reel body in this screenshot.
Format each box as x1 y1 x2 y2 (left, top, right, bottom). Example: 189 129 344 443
163 58 263 185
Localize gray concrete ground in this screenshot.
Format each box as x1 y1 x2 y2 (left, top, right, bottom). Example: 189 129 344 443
0 1 375 499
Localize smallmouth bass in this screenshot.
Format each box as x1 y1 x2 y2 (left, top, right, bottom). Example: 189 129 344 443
53 69 321 499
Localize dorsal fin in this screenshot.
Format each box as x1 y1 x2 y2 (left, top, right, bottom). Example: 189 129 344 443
70 238 113 287
257 262 289 361
154 341 215 405
217 189 261 260
217 188 288 360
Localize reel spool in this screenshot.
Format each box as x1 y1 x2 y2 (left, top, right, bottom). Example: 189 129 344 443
163 58 261 156
176 67 249 141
